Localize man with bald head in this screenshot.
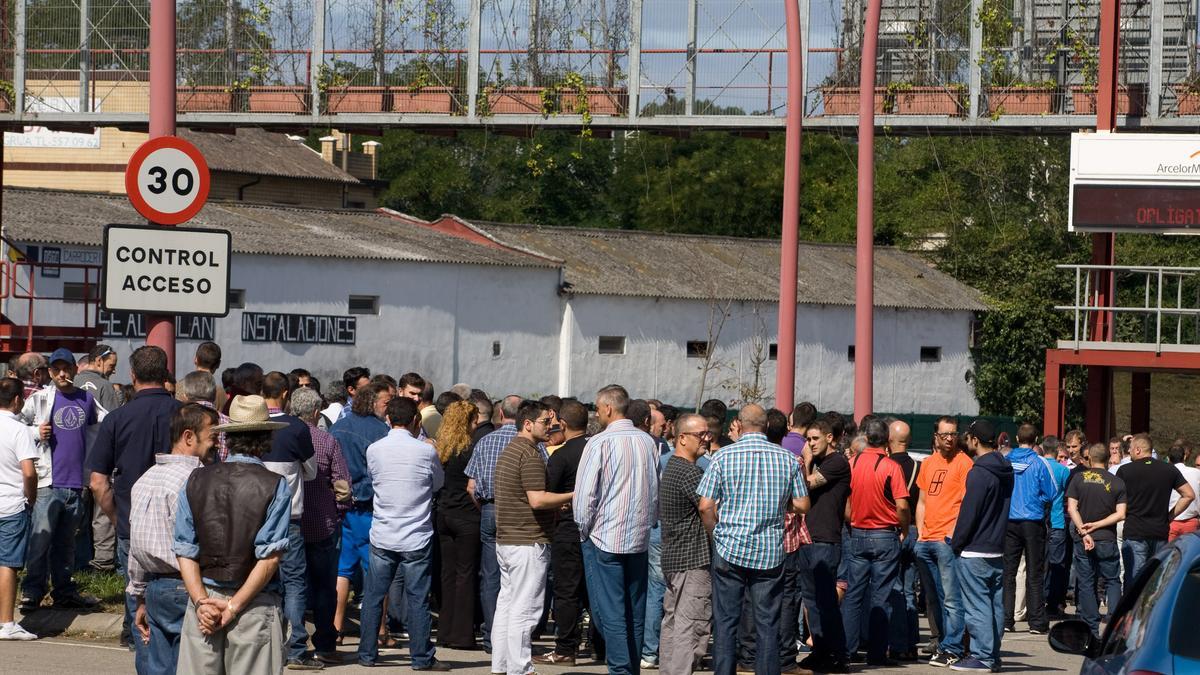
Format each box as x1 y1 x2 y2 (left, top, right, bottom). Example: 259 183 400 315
14 353 48 399
698 404 809 675
465 393 525 653
886 420 920 660
573 385 660 675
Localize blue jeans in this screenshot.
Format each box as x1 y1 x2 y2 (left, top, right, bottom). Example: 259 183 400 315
142 576 188 675
779 548 804 666
280 522 310 661
840 528 899 662
957 556 1004 669
1044 527 1070 614
711 550 783 675
479 502 500 650
21 487 84 602
642 528 665 662
357 542 435 667
914 540 964 656
798 542 846 662
1121 538 1163 588
888 527 918 654
1074 539 1121 637
305 535 339 653
582 540 647 675
117 537 147 670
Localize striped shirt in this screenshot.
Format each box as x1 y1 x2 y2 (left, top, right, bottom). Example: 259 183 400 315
126 454 202 597
573 418 660 554
696 432 807 570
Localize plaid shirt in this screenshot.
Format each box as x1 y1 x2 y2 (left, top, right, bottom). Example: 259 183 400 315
301 422 351 542
659 455 709 574
697 432 807 570
126 454 202 597
464 423 517 500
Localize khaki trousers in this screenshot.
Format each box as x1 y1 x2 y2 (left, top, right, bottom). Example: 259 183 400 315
177 588 283 675
660 568 711 675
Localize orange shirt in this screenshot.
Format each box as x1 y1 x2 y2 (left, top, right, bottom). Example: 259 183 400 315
915 450 974 542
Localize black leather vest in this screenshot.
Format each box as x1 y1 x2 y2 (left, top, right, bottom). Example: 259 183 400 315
184 461 281 584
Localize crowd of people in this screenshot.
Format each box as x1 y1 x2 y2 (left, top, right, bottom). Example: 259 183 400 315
0 341 1197 675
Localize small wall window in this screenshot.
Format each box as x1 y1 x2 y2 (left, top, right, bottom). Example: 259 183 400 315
227 288 245 309
768 343 778 360
599 336 626 355
847 345 855 362
348 295 379 315
921 346 942 363
686 341 710 358
492 341 502 357
63 282 98 303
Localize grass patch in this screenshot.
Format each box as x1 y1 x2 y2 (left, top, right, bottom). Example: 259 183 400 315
74 569 126 607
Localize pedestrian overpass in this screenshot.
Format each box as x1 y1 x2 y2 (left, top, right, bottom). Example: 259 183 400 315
3 0 1200 133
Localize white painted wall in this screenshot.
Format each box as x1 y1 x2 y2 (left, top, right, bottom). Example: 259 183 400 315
564 295 978 415
4 241 979 415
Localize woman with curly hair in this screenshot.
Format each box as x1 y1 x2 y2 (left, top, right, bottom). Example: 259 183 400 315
434 399 481 649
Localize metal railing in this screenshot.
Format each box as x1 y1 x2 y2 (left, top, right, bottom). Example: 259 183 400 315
0 236 101 352
1056 264 1200 354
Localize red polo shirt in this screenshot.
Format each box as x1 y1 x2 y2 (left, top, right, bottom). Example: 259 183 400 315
848 447 909 529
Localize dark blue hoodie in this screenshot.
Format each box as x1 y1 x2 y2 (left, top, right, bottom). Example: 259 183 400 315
950 451 1015 556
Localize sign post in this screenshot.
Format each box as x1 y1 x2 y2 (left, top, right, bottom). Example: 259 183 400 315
146 0 179 370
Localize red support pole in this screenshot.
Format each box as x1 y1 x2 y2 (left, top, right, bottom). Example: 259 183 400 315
146 0 176 372
1085 0 1120 436
1043 350 1063 438
853 0 882 422
774 0 804 412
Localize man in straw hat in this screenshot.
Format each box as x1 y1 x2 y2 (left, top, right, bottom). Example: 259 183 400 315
173 394 293 674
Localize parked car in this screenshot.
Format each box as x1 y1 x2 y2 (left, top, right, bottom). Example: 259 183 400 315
1048 533 1200 674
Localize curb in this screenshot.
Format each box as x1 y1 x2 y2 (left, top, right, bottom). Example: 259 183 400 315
16 608 124 640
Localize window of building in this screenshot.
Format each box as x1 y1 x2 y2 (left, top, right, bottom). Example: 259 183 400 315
686 341 710 358
62 282 98 303
227 288 246 309
348 295 379 315
921 346 942 363
492 341 502 357
847 345 855 362
768 343 778 360
599 336 626 355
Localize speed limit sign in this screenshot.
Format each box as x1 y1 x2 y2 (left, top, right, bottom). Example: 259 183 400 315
124 136 211 225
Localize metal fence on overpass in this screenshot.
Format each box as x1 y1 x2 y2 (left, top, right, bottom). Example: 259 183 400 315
2 0 1200 132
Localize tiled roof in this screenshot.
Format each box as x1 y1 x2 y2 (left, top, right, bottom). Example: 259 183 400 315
464 221 989 311
1 188 554 268
177 128 359 184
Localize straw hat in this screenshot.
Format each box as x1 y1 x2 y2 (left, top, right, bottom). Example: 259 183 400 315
214 395 288 433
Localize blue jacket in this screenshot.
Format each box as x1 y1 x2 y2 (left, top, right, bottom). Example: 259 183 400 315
329 411 389 503
1043 457 1071 529
1007 446 1057 522
950 451 1013 556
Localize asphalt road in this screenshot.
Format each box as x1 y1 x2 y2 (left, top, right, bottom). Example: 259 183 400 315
2 623 1085 674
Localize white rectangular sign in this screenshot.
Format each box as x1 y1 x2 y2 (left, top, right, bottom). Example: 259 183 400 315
1069 132 1200 234
102 224 232 316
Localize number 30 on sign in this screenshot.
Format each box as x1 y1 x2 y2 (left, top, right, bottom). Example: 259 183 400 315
124 136 211 225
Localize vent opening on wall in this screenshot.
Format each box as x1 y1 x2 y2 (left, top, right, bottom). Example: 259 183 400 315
768 343 778 360
847 345 855 362
492 341 502 357
63 282 98 303
599 336 626 355
348 295 379 315
921 346 942 363
686 341 710 358
228 288 246 309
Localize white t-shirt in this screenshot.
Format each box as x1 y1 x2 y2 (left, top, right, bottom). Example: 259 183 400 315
1171 463 1200 521
0 410 39 518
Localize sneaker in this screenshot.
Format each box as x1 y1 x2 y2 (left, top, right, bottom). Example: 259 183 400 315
950 658 993 672
930 651 961 668
412 659 452 671
1028 627 1047 635
641 659 659 670
285 657 326 670
53 594 100 611
533 653 576 666
922 640 941 656
0 623 38 640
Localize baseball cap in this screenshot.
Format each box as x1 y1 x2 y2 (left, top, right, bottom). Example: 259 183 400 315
967 418 997 445
48 348 75 366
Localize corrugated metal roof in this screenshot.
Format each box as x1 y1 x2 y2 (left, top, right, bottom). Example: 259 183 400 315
0 188 555 268
177 128 359 184
466 221 989 312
